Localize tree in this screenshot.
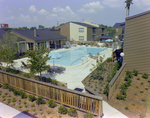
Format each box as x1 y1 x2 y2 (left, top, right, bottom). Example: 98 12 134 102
0 33 18 71
106 27 117 37
26 45 50 80
30 27 35 30
125 0 133 17
99 24 107 28
38 25 45 29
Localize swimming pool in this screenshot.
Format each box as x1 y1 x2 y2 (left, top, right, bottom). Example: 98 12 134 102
47 47 106 66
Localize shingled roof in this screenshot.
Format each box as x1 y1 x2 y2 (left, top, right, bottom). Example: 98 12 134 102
113 22 125 28
71 22 99 28
0 28 7 39
12 29 67 42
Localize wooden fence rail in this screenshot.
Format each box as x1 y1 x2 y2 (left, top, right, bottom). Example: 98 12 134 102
0 70 103 117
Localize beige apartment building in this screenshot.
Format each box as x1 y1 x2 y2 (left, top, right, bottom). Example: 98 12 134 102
113 22 125 41
55 21 106 42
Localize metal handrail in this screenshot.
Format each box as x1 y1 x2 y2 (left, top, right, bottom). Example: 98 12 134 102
71 56 88 66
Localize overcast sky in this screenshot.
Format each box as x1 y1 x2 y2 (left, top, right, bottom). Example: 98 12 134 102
0 0 150 28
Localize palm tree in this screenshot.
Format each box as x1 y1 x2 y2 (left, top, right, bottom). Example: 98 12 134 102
125 0 133 17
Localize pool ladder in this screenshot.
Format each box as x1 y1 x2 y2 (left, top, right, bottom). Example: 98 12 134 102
71 56 88 66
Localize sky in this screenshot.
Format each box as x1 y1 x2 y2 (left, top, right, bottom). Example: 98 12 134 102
0 0 150 28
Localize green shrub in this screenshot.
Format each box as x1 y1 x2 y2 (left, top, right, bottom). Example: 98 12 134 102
8 86 15 92
116 94 126 100
2 98 6 101
58 105 67 114
23 101 26 104
19 90 27 99
145 88 148 90
4 92 8 95
3 83 9 89
19 106 22 108
137 78 140 80
142 73 149 79
106 57 112 62
103 84 109 96
12 98 16 102
36 96 45 105
133 69 138 76
0 83 2 88
0 90 2 95
124 76 130 81
7 99 11 104
83 113 94 118
48 99 57 108
23 73 30 78
126 71 132 78
142 99 146 101
13 89 20 96
29 95 36 102
31 104 35 107
47 110 51 114
68 108 78 117
140 91 144 93
51 80 57 85
141 82 144 85
148 80 150 83
125 107 129 110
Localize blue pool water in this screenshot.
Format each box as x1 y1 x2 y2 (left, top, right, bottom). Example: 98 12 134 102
47 47 106 66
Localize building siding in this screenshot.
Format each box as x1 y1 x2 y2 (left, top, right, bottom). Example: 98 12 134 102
55 22 70 41
123 11 150 74
70 22 87 41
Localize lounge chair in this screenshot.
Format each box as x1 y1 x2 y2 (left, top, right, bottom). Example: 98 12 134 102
89 53 98 59
21 61 28 68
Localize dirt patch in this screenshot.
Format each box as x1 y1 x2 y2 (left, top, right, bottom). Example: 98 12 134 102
0 87 86 118
82 62 150 118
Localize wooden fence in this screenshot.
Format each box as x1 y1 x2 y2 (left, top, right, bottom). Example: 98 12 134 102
0 70 103 117
108 63 126 100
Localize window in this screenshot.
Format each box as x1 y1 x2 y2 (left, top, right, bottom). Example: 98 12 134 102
59 28 62 32
79 36 84 41
79 28 84 32
116 29 118 32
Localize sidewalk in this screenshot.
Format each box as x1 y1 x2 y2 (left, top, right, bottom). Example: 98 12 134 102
0 102 32 118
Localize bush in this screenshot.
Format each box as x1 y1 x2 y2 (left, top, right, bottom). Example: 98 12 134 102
125 107 129 110
117 94 126 100
36 96 45 105
23 73 30 78
126 71 132 78
133 69 138 76
29 95 36 102
13 89 20 96
58 105 68 114
8 86 15 92
103 84 109 96
142 73 149 79
3 83 9 89
47 99 57 108
106 57 112 62
83 113 94 118
68 108 78 117
51 80 57 85
19 90 27 99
